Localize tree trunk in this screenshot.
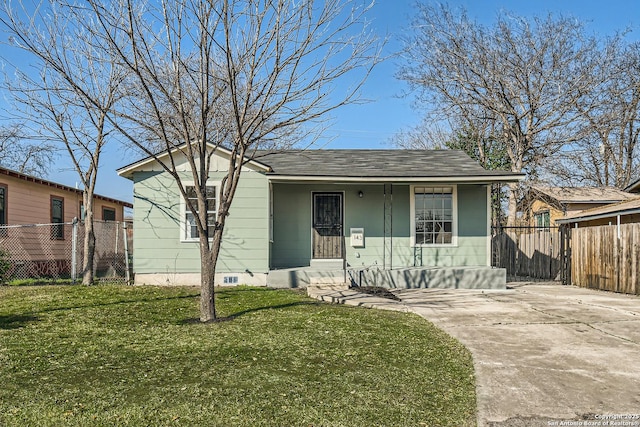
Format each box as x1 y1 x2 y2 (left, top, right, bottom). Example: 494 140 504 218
82 193 95 285
200 251 217 322
506 182 519 227
199 228 224 322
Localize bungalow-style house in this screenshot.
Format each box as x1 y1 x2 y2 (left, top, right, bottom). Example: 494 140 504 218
117 147 524 289
0 166 132 227
523 186 636 228
0 166 133 280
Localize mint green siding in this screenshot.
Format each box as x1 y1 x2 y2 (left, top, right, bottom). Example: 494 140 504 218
391 184 489 267
343 185 386 268
269 184 313 267
132 169 270 275
133 169 489 275
271 183 489 269
270 183 392 268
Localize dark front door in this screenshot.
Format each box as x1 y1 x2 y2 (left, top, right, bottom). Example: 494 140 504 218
312 192 344 259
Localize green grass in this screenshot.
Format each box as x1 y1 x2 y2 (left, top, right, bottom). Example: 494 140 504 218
6 278 74 286
0 285 476 427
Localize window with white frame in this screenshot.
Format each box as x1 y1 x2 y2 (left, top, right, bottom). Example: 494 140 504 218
413 186 455 245
184 185 217 240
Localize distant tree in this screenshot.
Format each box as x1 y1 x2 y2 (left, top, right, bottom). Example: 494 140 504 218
0 1 127 285
547 39 640 188
393 115 510 173
82 0 381 321
0 124 55 176
392 118 446 151
393 114 510 225
446 120 511 227
398 3 598 225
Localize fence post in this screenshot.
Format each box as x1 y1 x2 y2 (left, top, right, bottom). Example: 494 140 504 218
616 215 621 293
560 225 571 286
114 221 119 276
71 217 78 284
123 221 131 285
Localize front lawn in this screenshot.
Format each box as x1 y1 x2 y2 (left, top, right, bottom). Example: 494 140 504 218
0 285 476 426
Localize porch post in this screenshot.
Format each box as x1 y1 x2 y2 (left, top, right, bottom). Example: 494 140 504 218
71 217 78 284
383 183 393 270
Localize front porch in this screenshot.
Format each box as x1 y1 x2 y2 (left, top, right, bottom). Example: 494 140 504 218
267 265 507 289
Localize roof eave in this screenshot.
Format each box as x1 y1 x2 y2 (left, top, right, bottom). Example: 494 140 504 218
557 208 640 224
0 167 132 208
560 199 630 204
266 174 525 183
625 181 640 193
117 143 271 179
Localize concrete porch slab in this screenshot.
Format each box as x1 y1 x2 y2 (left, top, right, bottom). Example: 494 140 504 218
267 265 506 289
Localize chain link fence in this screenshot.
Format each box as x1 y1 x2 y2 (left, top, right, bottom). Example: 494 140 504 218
0 220 132 284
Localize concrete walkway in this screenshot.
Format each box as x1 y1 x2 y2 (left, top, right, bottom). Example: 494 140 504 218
307 283 640 427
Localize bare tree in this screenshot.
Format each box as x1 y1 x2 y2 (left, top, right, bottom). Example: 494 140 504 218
548 39 640 188
398 4 598 225
393 114 509 171
0 123 55 176
393 114 510 225
0 1 127 284
392 118 449 151
82 0 381 321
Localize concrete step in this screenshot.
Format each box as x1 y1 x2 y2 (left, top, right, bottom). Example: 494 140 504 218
306 286 410 313
307 283 350 291
309 259 345 270
306 283 350 297
309 276 347 286
267 268 347 288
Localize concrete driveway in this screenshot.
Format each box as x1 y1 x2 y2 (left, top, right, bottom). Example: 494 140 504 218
396 283 640 426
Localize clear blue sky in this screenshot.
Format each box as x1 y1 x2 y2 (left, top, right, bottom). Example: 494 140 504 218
3 0 640 203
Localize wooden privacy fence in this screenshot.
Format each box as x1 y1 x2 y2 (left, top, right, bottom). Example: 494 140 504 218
570 223 640 294
492 227 562 281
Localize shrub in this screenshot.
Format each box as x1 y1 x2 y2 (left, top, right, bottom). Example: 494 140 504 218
0 248 13 284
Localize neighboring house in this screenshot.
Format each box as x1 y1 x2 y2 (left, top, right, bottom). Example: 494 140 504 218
0 166 133 280
523 186 636 228
117 147 523 289
0 166 132 228
556 197 640 228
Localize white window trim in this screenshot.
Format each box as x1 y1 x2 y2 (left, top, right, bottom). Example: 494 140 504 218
410 184 458 248
180 182 220 242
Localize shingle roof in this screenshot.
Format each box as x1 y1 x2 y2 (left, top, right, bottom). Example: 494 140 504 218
118 145 523 182
0 166 133 208
256 149 519 178
531 186 635 204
